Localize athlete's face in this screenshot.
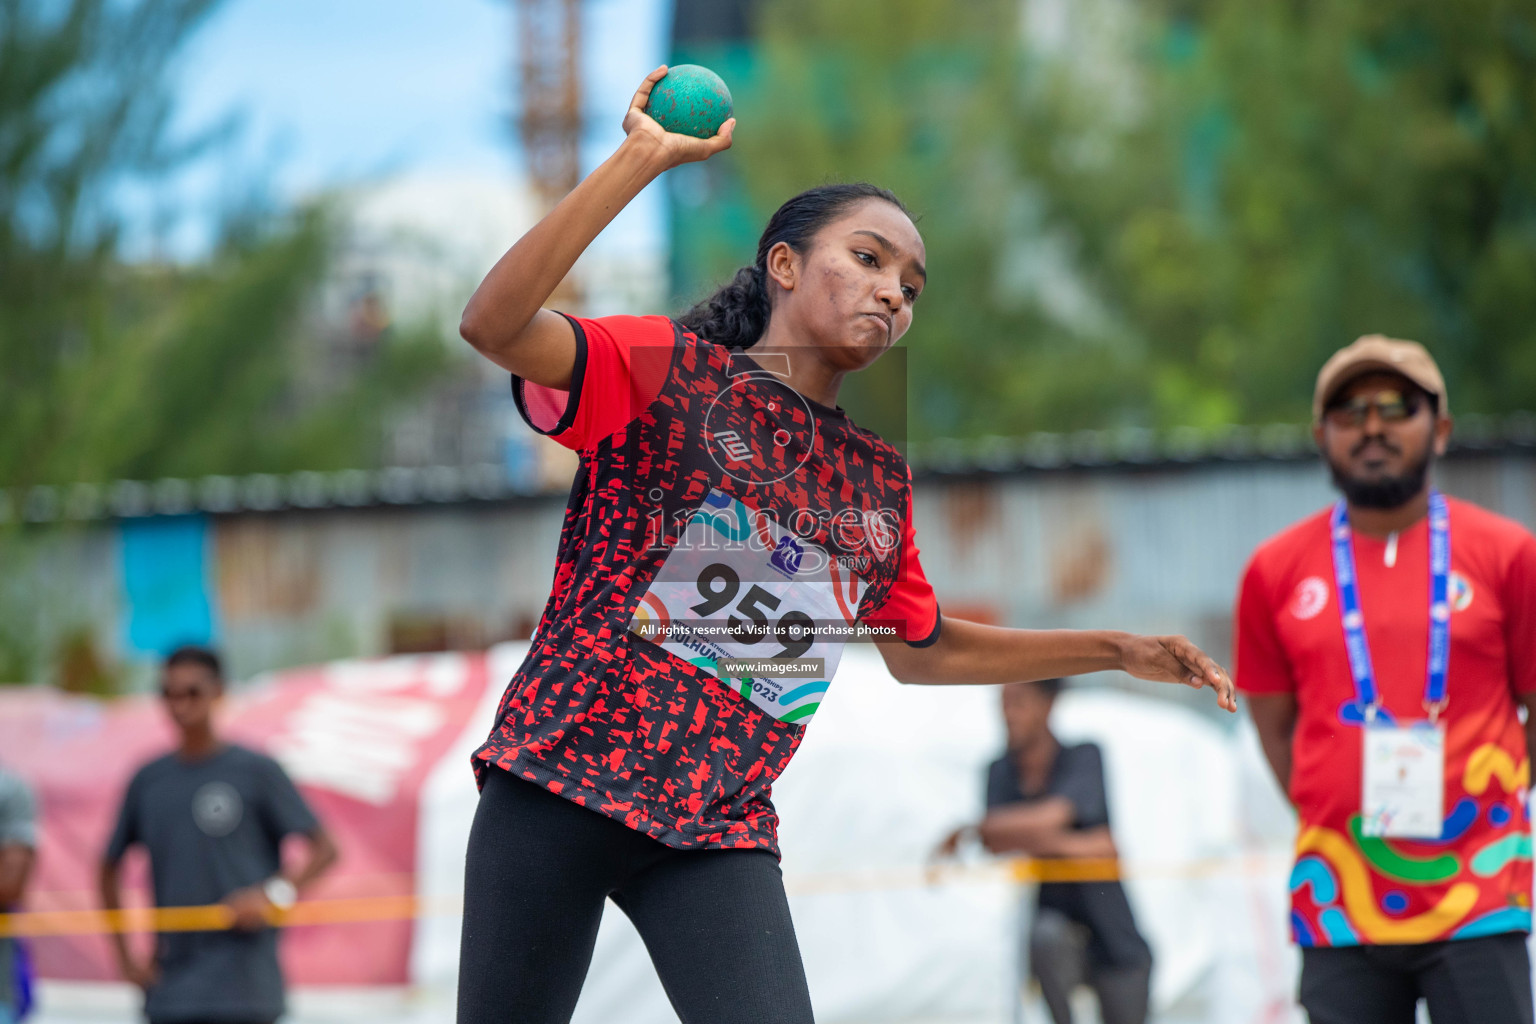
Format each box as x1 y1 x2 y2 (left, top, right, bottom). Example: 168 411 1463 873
765 198 926 370
161 662 222 735
1313 372 1450 508
1001 682 1053 747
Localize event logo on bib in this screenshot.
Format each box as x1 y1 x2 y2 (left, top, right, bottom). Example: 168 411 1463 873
769 536 805 578
1291 576 1330 621
192 781 242 837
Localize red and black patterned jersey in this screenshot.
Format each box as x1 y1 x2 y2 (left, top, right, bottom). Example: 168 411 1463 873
473 314 941 854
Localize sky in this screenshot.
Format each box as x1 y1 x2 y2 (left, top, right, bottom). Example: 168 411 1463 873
146 0 672 261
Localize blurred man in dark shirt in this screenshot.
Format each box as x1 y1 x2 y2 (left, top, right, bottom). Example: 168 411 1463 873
100 646 337 1024
939 679 1152 1024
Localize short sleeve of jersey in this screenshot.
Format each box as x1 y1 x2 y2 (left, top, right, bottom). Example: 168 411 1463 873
1234 553 1297 695
104 769 143 862
864 499 941 647
511 313 674 451
255 755 320 840
1504 531 1536 695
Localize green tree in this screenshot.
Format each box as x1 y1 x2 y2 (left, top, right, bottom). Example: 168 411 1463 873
0 0 448 489
1011 0 1536 427
693 0 1144 439
0 0 450 685
713 0 1536 437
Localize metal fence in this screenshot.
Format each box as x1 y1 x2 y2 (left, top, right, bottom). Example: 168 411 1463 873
5 427 1533 700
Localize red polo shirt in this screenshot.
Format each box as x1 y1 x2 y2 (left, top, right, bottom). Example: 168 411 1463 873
1236 495 1536 946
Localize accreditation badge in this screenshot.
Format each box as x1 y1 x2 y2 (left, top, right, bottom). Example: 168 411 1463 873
1361 722 1445 839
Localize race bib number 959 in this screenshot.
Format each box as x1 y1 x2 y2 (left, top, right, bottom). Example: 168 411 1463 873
629 490 866 724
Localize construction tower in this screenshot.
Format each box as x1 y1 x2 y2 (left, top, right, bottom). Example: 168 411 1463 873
515 0 583 308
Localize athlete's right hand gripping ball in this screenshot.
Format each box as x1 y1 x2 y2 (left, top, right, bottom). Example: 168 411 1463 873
644 64 733 138
624 66 735 168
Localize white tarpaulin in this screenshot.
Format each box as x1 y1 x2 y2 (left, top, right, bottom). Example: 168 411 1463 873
32 642 1307 1024
413 643 1302 1024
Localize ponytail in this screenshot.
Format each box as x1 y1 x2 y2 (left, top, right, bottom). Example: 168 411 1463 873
677 264 769 352
677 182 911 351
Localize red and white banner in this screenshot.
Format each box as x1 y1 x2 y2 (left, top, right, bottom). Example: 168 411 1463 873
0 650 498 985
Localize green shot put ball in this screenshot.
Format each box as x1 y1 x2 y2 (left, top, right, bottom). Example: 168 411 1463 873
645 64 733 139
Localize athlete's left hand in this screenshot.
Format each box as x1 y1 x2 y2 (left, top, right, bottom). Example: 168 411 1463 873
1117 634 1236 712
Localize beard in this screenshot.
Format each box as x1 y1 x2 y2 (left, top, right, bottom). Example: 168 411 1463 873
1328 447 1433 509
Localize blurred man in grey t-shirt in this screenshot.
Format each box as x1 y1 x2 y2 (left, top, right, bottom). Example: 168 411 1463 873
100 646 338 1024
0 763 37 1024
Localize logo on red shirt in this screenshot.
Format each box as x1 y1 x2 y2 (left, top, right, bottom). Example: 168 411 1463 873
1291 576 1330 620
1450 571 1474 612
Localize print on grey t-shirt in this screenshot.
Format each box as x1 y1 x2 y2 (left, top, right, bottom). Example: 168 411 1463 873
192 781 243 837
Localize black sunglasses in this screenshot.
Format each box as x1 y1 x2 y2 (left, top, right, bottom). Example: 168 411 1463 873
161 685 214 701
1325 389 1424 427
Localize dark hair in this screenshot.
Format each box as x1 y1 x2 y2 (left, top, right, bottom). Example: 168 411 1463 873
164 644 224 682
678 183 912 350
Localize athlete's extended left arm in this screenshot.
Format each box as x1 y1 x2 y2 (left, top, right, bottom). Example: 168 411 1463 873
875 616 1236 711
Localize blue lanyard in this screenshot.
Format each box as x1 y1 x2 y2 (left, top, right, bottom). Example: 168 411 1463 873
1329 491 1451 722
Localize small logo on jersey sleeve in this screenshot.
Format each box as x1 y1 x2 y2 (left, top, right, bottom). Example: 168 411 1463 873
1291 576 1330 621
865 509 900 562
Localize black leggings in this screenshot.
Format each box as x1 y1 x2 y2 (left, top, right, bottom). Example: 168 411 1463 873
457 767 815 1024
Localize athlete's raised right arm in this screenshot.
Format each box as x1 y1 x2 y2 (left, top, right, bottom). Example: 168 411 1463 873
459 67 735 386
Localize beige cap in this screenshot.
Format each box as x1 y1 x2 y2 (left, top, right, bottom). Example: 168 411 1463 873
1313 334 1448 421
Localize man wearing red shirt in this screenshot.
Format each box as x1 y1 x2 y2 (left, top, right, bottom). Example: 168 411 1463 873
1236 335 1536 1024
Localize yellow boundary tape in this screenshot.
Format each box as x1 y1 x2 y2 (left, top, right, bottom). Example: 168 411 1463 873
0 896 448 938
0 853 1290 938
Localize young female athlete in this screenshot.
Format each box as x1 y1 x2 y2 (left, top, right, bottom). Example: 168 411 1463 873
455 67 1236 1024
